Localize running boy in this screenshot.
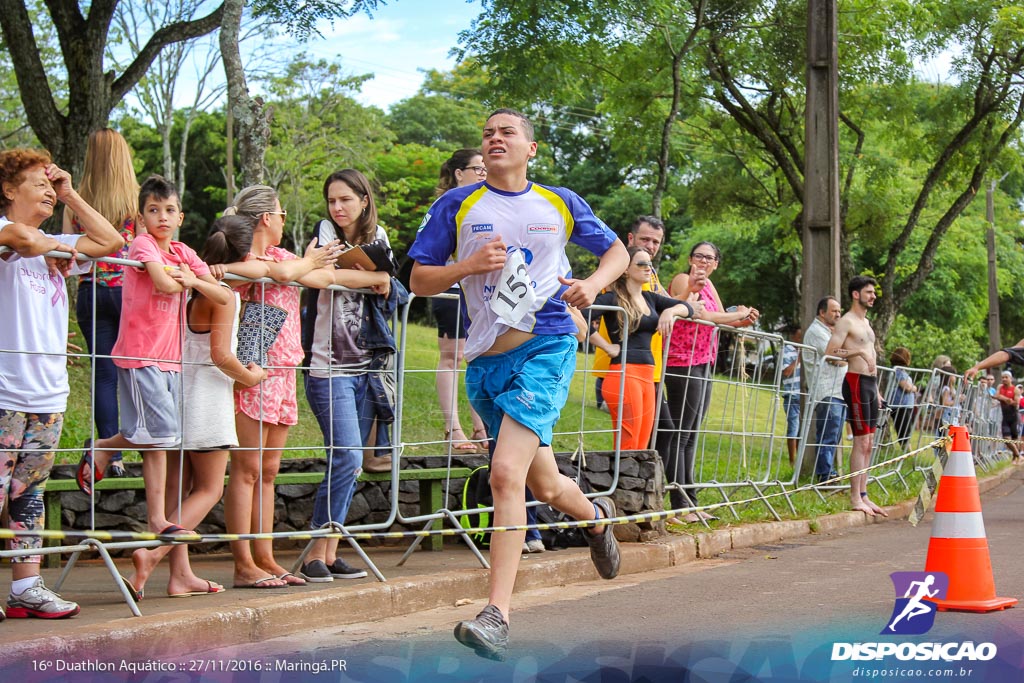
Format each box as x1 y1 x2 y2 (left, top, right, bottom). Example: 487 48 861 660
409 109 629 660
78 176 230 542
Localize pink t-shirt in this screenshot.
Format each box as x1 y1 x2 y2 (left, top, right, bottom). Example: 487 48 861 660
112 233 210 371
668 279 721 368
234 246 303 367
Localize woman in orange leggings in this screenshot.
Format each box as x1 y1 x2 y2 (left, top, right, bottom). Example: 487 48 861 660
589 247 703 449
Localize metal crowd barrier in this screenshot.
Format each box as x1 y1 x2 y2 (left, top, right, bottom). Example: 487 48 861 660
3 247 1018 614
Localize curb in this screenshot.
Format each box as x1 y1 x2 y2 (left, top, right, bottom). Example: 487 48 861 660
2 464 1017 665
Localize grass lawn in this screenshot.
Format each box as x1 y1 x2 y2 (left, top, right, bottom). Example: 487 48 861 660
58 320 617 462
58 316 992 524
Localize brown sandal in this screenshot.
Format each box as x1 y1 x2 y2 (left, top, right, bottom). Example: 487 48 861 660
445 429 478 452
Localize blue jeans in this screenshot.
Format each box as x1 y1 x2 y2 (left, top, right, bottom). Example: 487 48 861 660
525 488 541 542
782 393 800 438
76 283 123 462
813 397 846 482
305 374 375 529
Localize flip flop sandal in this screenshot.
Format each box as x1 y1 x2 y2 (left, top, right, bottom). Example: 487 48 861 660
168 580 225 598
76 439 103 496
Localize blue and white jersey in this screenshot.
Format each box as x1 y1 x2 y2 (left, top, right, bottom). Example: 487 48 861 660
409 181 617 361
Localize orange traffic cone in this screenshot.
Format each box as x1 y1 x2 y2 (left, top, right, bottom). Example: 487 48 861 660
923 425 1017 612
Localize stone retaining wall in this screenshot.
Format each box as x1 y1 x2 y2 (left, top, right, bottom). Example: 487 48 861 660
50 449 665 552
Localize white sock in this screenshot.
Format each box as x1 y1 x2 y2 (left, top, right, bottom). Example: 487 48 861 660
11 575 40 595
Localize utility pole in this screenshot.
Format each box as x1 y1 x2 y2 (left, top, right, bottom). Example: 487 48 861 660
800 0 841 480
802 0 841 329
986 177 1006 355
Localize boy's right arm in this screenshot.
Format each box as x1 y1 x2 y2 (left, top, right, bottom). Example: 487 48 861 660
410 235 507 296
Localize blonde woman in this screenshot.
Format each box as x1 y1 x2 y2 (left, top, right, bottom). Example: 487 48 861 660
588 246 702 450
62 129 140 477
214 185 342 589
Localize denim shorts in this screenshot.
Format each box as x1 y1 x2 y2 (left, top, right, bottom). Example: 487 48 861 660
465 334 577 447
783 393 800 438
117 366 182 447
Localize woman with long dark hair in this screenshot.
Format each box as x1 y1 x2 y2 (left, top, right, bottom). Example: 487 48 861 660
665 241 759 523
301 169 397 582
431 149 490 453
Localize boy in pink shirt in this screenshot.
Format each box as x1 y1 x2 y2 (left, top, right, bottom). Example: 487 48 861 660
77 176 229 551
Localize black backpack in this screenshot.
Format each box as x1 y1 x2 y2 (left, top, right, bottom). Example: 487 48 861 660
536 473 593 550
459 465 494 548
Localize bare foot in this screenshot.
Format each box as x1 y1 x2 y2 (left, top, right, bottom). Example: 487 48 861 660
127 547 160 596
851 502 876 516
864 498 889 517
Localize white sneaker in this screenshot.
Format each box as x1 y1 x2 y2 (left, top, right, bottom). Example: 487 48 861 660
6 579 80 619
525 539 546 553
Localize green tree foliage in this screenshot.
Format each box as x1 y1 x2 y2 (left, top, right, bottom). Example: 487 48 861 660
458 0 1024 369
387 94 484 150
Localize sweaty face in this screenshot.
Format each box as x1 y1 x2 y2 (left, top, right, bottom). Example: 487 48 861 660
482 113 537 175
629 223 663 258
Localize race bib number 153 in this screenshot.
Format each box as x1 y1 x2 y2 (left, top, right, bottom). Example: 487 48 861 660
489 249 537 324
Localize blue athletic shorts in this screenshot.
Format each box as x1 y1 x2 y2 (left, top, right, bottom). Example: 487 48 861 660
465 334 578 447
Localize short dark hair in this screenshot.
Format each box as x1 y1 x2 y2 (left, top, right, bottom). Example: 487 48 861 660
138 174 180 212
848 274 877 299
816 295 838 315
487 108 535 141
631 215 664 235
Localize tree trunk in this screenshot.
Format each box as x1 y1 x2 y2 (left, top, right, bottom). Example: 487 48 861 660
220 0 270 187
0 0 223 178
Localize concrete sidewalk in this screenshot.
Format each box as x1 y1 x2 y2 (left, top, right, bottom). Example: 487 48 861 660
1 464 1015 668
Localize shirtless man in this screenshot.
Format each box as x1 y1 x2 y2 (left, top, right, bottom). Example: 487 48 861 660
827 275 887 516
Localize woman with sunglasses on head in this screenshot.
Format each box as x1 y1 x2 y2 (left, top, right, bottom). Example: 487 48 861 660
665 242 759 523
588 246 703 451
431 149 490 453
212 185 342 589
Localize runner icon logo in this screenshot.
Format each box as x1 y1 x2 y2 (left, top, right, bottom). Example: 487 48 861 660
883 571 949 635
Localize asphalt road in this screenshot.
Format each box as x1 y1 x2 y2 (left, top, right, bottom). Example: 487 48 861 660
195 468 1024 682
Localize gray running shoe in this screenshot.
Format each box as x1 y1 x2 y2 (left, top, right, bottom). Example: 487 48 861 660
299 560 335 583
586 497 621 579
328 558 368 580
6 579 80 619
454 604 509 661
